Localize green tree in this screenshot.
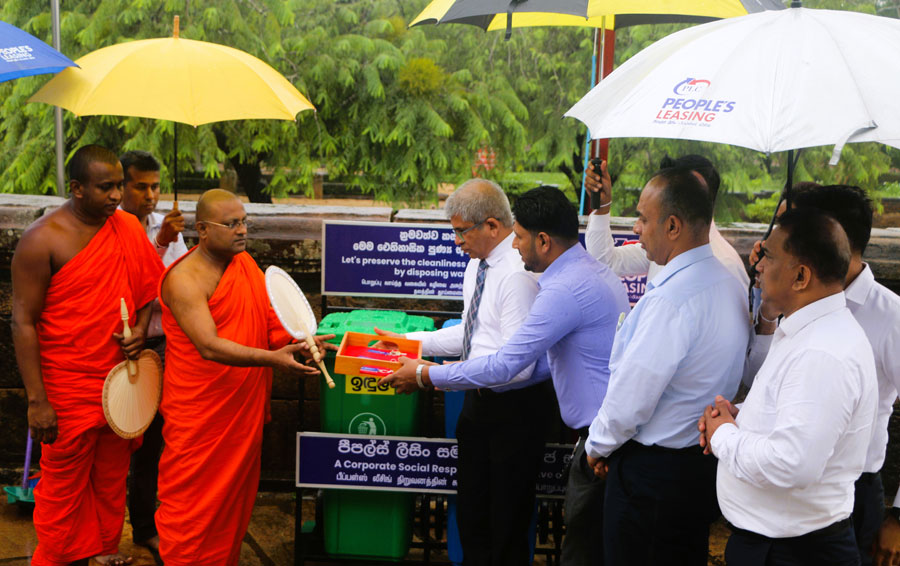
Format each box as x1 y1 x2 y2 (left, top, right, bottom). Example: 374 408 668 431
0 0 533 204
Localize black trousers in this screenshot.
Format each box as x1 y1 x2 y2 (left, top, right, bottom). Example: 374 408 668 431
725 519 859 566
854 472 885 566
604 440 719 566
455 379 554 566
127 336 165 542
560 433 605 566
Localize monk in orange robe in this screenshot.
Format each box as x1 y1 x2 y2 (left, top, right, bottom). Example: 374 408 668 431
11 145 164 566
156 189 334 565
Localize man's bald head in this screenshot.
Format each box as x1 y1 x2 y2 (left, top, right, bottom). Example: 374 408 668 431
196 189 241 223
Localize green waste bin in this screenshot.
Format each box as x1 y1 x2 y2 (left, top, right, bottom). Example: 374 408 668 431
316 309 435 559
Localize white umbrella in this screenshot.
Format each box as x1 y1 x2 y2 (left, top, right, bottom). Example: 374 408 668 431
564 6 900 165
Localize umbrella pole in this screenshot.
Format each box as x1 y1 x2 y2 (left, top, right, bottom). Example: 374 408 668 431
579 28 600 215
747 148 803 312
173 121 178 202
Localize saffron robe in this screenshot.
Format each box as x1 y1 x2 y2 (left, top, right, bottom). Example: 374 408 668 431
31 210 164 566
156 250 290 566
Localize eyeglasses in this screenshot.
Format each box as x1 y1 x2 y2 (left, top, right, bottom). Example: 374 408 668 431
453 219 486 243
202 218 252 230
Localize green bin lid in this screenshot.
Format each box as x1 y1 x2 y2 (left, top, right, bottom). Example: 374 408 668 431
317 310 435 344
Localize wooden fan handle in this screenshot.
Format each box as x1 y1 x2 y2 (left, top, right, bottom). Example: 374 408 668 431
122 318 137 378
305 336 335 389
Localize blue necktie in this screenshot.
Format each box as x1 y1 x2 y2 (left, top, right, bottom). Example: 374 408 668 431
461 260 488 361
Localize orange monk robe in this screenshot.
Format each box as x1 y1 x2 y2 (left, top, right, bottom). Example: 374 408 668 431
31 210 164 566
156 250 291 566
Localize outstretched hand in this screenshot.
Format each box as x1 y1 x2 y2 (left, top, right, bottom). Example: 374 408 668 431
372 327 403 351
271 343 321 376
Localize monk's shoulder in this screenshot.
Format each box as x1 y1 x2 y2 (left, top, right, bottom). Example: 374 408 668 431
163 252 217 301
15 207 74 260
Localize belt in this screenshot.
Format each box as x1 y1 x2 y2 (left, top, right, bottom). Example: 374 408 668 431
730 517 853 541
475 380 550 397
622 439 704 456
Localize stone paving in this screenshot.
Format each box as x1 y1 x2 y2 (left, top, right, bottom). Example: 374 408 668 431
0 492 296 566
0 490 732 565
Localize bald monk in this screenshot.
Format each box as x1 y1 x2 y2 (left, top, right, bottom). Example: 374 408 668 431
11 145 164 566
156 189 334 565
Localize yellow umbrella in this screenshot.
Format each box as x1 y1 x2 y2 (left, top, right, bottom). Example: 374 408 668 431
29 17 314 197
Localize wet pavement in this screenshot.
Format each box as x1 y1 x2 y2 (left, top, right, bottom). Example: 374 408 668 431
1 491 730 565
0 492 298 566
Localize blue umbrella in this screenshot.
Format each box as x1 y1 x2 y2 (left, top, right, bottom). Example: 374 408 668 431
0 19 76 83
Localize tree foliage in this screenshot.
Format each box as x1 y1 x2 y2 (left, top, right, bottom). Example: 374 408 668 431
1 0 898 212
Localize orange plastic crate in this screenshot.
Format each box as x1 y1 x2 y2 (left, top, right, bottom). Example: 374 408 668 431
334 331 422 377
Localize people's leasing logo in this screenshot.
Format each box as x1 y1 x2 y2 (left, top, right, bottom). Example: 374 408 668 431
654 77 736 126
0 45 36 63
673 77 711 96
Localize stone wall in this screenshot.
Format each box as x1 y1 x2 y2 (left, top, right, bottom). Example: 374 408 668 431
2 194 900 488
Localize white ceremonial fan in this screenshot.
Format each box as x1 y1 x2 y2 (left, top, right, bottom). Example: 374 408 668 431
102 298 163 439
264 266 335 388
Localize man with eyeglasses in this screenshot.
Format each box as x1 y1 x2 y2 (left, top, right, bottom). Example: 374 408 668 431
117 150 187 559
376 179 552 565
382 186 631 566
154 188 335 565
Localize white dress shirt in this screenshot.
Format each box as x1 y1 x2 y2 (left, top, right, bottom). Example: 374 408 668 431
144 211 189 337
585 213 750 289
406 232 540 391
586 244 749 456
713 293 877 538
743 265 900 501
846 266 900 491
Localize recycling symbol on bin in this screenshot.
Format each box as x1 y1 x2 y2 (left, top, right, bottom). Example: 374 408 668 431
349 412 386 435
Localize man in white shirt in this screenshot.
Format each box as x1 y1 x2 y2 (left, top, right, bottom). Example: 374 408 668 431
702 207 877 566
743 185 900 566
584 155 749 289
376 179 553 566
118 150 188 557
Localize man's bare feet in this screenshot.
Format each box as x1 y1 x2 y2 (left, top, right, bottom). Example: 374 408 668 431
92 553 133 566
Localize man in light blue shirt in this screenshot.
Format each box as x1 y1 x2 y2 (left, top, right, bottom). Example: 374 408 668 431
383 186 630 566
585 167 749 566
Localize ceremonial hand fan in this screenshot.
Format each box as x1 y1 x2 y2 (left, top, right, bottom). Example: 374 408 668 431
102 298 163 439
264 266 335 389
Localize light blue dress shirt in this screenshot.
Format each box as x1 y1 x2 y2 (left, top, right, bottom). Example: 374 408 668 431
586 244 749 456
429 244 631 429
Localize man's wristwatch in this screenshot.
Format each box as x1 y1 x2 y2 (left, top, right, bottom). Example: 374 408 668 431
415 364 426 390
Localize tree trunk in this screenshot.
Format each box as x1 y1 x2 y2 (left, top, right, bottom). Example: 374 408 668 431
213 127 272 204
232 160 271 204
